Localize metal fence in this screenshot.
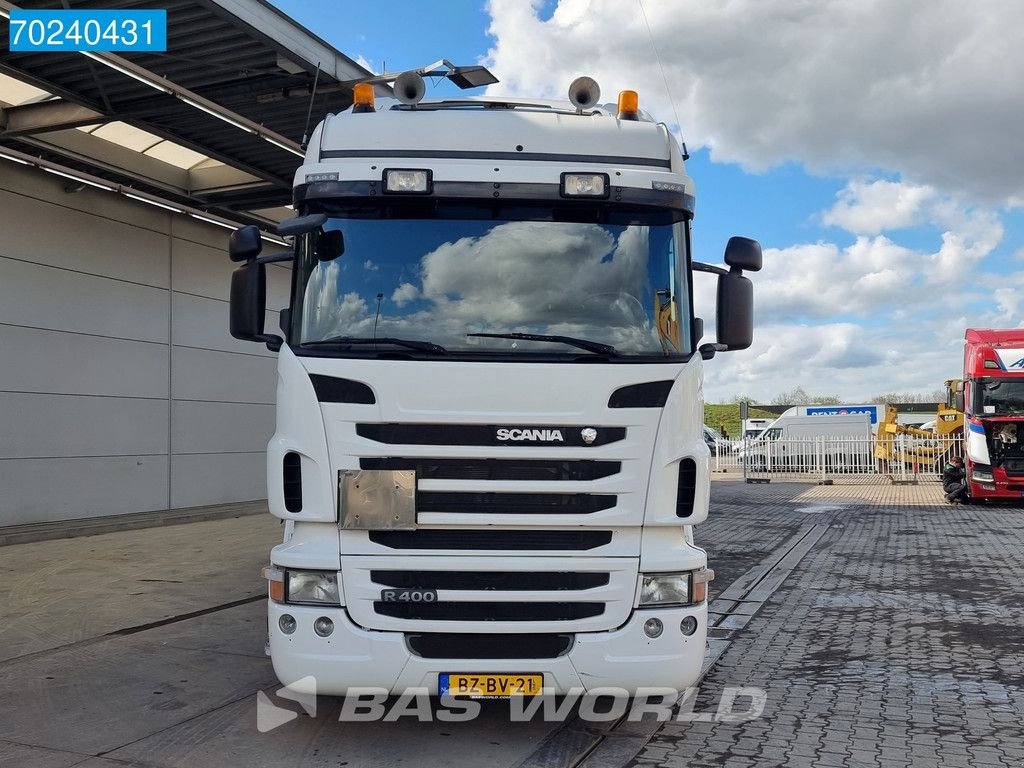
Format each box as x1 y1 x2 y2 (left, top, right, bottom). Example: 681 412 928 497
709 434 964 484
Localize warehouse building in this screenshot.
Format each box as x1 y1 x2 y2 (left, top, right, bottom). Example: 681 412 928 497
0 0 370 528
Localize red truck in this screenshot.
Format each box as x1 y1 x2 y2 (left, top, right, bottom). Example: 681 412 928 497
962 328 1024 501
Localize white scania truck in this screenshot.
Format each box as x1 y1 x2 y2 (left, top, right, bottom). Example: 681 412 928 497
227 73 760 697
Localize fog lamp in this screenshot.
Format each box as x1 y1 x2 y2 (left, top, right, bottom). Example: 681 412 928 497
314 617 335 637
279 614 297 635
680 616 698 636
643 618 664 638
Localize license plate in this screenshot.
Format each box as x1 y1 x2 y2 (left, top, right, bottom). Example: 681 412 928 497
439 673 543 698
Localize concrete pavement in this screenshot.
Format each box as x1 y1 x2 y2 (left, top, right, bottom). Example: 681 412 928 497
2 480 1022 768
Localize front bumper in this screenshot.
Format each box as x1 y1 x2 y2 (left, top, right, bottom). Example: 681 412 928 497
968 477 1024 500
267 600 708 696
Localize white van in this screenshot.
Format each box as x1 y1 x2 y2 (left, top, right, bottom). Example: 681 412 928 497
742 417 773 439
741 412 873 472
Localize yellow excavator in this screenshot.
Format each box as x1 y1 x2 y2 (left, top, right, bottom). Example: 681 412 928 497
874 380 964 472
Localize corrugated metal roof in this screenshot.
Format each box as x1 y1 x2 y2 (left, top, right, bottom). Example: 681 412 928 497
0 0 373 226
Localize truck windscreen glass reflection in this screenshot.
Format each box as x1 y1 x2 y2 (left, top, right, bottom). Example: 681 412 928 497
291 213 689 357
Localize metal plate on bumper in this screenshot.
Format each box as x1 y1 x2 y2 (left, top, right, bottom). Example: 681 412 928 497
339 469 416 529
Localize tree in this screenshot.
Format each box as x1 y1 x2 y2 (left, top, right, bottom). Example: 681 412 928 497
770 387 840 406
871 391 945 404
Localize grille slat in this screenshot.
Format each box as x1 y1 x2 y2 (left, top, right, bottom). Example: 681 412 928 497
417 491 616 515
407 633 574 659
370 570 610 591
360 457 621 481
368 530 613 550
375 601 604 621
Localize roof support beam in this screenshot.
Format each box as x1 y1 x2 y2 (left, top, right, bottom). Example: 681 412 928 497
0 100 107 137
198 0 371 83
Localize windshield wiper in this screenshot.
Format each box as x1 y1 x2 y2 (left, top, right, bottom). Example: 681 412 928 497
302 336 448 354
467 332 618 356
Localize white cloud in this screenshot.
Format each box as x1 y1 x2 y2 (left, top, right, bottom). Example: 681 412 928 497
391 282 419 306
690 181 1014 400
822 180 935 234
702 321 961 402
483 0 1024 203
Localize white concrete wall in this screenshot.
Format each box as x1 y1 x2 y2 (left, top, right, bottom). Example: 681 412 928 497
0 162 289 525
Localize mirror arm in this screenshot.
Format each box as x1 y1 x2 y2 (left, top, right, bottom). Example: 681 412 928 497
258 334 283 351
699 342 727 360
256 251 294 265
692 261 728 277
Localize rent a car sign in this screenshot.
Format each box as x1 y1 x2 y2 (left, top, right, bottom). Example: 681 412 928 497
805 406 879 424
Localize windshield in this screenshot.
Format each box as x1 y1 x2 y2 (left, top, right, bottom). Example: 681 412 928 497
290 208 690 359
973 378 1024 415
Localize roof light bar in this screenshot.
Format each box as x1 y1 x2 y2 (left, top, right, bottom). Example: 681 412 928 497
81 51 172 94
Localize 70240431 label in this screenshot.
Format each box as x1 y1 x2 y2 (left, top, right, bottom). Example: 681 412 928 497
8 9 167 52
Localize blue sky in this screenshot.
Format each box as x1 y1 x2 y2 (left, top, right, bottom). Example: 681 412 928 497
271 0 1024 403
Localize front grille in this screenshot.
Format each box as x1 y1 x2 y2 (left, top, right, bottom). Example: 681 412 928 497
368 530 613 550
417 491 616 515
371 570 610 591
375 601 604 621
357 423 626 447
1002 459 1024 477
407 633 574 659
360 457 621 481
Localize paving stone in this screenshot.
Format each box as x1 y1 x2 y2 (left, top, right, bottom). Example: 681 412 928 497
631 478 1024 768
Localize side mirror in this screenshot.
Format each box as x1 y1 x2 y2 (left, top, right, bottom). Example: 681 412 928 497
724 236 762 272
230 261 282 350
229 225 262 262
692 317 704 345
954 393 965 413
716 271 753 350
317 229 344 261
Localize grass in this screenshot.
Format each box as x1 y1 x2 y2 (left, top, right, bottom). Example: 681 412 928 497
704 403 779 439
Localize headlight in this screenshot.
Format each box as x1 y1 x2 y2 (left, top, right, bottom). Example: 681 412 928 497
287 570 341 605
972 467 993 483
640 573 691 606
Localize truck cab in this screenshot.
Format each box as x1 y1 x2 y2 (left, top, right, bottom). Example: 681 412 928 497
227 75 760 697
962 328 1024 501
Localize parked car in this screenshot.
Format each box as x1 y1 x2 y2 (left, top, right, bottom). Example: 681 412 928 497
703 425 735 454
